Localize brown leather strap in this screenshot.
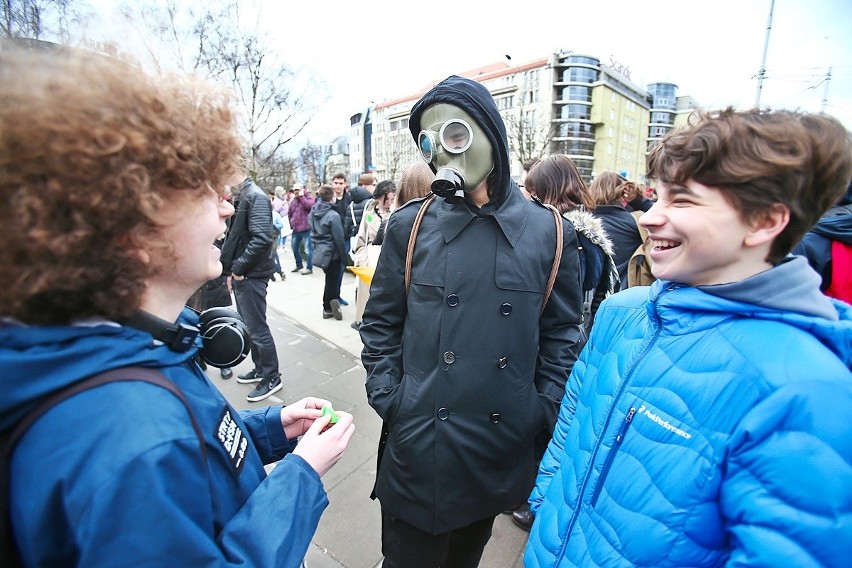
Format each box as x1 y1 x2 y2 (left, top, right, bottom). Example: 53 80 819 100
405 194 436 295
541 204 563 315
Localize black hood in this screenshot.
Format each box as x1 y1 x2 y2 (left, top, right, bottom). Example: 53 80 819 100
409 75 511 207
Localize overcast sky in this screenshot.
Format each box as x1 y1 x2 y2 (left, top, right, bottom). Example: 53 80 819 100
91 0 851 143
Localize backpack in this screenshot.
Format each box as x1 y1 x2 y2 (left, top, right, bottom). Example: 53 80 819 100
627 210 656 288
1 367 206 566
825 240 852 302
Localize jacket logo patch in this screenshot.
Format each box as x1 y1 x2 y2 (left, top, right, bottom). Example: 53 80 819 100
637 404 692 440
215 407 248 474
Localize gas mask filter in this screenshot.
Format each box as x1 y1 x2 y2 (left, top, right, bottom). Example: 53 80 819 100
416 104 493 204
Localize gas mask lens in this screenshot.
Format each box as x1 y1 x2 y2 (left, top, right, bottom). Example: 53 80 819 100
439 120 473 153
418 131 435 163
417 119 474 164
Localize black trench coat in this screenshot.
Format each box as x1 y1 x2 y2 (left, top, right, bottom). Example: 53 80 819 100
360 187 584 534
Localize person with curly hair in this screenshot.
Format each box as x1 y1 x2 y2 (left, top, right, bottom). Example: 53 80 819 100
0 46 354 567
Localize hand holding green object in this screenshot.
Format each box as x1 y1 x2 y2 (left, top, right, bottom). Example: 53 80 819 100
322 405 339 424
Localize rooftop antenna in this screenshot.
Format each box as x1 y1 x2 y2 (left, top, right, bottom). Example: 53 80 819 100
754 0 776 108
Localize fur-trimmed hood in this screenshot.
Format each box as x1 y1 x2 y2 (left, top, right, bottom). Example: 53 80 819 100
565 209 615 256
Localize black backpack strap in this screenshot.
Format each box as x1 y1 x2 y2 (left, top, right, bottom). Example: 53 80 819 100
1 367 206 566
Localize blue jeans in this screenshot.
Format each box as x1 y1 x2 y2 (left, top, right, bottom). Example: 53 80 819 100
291 230 313 270
232 278 279 380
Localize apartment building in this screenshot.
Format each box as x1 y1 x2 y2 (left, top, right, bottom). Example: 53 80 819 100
348 50 699 184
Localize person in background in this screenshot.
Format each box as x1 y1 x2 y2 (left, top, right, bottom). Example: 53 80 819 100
220 175 283 402
590 171 644 290
288 182 315 275
373 162 434 247
0 45 355 568
360 75 584 568
348 173 377 243
329 173 354 306
518 157 540 199
525 108 852 568
351 180 397 330
507 153 617 532
309 184 353 321
791 180 852 302
270 193 286 282
272 186 293 250
341 173 376 310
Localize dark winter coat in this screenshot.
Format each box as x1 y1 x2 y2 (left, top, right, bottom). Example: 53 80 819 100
791 183 852 292
330 190 353 239
360 75 585 535
220 178 276 279
308 200 348 271
593 204 643 291
347 185 373 238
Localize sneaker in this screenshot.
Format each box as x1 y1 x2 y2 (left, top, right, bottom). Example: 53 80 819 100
330 299 343 320
299 268 312 275
220 367 233 380
291 267 302 273
350 321 360 330
236 369 262 384
337 297 349 306
323 309 334 319
279 271 286 280
246 375 282 402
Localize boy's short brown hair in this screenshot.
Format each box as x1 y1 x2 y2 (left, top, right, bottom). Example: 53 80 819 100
317 184 335 202
648 108 852 263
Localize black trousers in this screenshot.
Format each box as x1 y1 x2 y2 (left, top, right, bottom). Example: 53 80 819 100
380 510 495 568
232 278 279 380
322 259 342 311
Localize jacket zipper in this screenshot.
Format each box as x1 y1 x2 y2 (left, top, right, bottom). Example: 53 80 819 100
556 284 674 560
590 407 635 507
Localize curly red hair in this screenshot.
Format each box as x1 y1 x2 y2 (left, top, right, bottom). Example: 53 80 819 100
0 47 242 324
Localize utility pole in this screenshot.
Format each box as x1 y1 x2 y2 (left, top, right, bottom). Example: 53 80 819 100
821 67 832 113
755 0 776 108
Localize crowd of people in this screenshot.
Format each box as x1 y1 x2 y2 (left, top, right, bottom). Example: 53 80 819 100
3 44 851 568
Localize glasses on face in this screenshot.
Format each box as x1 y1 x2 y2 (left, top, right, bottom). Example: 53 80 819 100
417 119 474 163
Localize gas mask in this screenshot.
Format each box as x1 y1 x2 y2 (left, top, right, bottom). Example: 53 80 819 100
416 103 494 204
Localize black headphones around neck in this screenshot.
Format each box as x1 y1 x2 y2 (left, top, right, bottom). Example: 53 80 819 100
123 308 251 369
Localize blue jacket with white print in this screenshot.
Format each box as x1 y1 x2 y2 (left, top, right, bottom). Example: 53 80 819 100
1 308 326 568
524 255 852 568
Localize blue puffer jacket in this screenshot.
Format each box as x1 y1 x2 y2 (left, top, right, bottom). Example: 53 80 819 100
525 257 852 567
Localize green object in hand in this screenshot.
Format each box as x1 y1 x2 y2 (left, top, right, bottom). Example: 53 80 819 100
322 405 339 424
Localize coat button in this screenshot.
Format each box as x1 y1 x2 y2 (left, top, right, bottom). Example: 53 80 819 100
443 351 455 364
489 412 501 423
500 303 512 316
438 408 450 420
497 356 507 369
447 294 459 307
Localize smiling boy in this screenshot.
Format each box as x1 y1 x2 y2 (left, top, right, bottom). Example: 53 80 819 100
524 108 852 567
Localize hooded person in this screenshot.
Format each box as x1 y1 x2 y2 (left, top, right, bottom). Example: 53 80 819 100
309 184 353 320
358 75 585 568
791 181 852 301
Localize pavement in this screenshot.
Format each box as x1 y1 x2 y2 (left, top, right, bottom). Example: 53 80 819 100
208 245 529 568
